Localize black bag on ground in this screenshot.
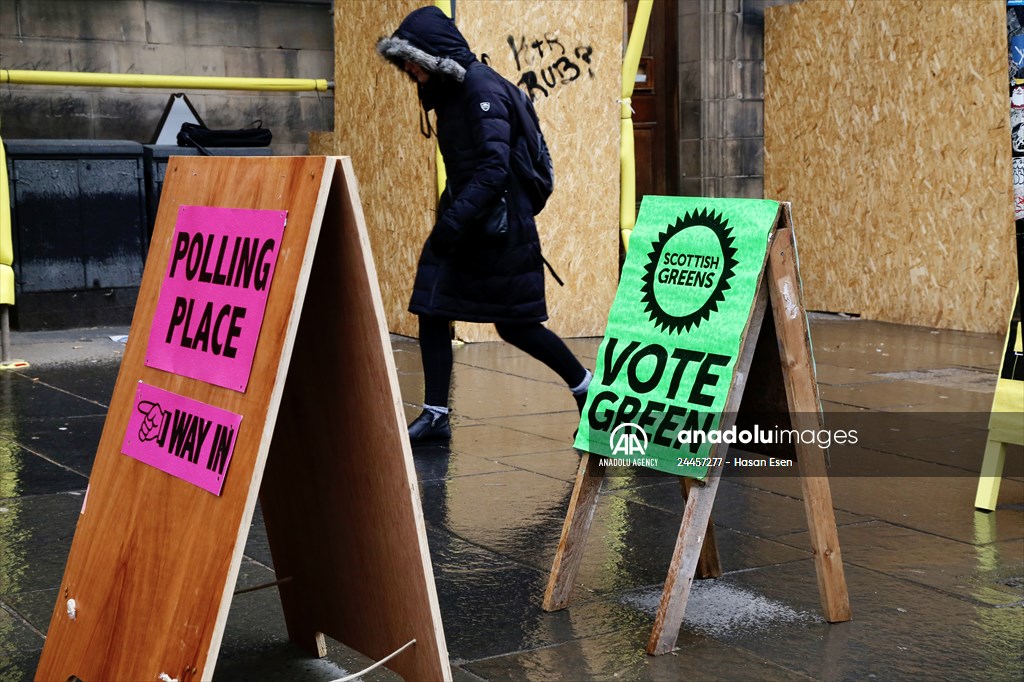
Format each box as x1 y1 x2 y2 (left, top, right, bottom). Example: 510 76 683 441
176 121 272 155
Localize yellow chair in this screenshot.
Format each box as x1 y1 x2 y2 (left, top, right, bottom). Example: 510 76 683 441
974 287 1024 511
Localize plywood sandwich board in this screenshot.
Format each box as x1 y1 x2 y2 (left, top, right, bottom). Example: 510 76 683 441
544 197 851 655
34 156 451 681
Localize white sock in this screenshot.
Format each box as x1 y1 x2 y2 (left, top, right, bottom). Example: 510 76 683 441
570 369 592 396
423 404 450 418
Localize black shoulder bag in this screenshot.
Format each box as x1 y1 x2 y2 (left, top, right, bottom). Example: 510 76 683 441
177 121 273 155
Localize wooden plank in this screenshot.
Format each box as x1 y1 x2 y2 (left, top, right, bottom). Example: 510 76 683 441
766 212 851 624
764 0 1014 334
647 463 724 656
337 1 622 340
647 252 773 656
735 290 795 458
542 453 606 611
447 0 624 342
258 158 451 681
35 156 335 681
682 477 722 579
334 0 431 338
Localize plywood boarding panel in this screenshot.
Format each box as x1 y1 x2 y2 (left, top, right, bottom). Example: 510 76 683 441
335 0 622 342
35 156 334 681
259 157 450 681
308 131 337 156
455 0 623 342
764 0 1015 333
334 0 433 338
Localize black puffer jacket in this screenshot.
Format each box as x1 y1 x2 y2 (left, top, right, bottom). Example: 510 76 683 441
377 6 547 324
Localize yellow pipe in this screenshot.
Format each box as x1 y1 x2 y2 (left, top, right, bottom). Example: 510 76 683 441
0 69 329 92
434 0 452 197
620 0 653 251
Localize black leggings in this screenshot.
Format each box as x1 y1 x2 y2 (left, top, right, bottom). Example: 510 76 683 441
419 315 587 407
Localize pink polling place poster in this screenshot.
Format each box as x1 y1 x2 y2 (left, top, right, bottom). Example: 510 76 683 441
145 205 287 392
122 382 243 496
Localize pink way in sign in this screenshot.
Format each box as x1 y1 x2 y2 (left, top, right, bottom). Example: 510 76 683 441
146 205 287 391
122 382 243 496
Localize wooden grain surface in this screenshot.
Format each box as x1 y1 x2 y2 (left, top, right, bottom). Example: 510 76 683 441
35 156 334 681
542 453 606 611
766 221 851 623
259 157 451 681
455 0 623 341
647 248 771 656
34 156 450 681
335 0 432 338
335 0 622 341
764 0 1015 333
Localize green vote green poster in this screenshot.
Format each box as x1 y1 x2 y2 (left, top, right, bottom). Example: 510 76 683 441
575 196 780 478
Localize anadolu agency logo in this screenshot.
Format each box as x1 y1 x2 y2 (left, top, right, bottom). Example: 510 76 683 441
601 423 662 468
640 209 738 334
607 422 650 462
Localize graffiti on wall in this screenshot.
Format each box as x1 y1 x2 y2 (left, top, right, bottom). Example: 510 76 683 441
484 32 595 101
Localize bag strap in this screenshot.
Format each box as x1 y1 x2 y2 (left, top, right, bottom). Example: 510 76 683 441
540 253 564 286
179 129 212 156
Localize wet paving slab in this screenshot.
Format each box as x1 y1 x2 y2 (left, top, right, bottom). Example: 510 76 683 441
449 369 582 421
494 447 582 483
820 381 997 412
0 415 106 479
0 492 83 597
462 624 814 682
0 370 110 422
2 317 1023 680
738 474 1024 545
488 410 587 444
447 422 569 459
607 478 870 537
413 445 522 482
0 438 89 497
623 560 1024 682
774 520 1024 607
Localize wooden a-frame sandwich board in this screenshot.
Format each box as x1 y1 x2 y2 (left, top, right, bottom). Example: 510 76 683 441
543 201 852 655
34 156 451 681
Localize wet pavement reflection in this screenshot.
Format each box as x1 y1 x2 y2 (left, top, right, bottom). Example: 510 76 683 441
1 317 1021 680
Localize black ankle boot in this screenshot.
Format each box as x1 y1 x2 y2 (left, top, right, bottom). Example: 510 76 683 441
408 409 451 444
572 390 588 441
574 390 587 414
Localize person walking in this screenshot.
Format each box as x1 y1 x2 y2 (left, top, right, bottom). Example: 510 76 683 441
376 6 591 444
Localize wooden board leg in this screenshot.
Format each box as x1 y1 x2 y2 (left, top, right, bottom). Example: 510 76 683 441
647 465 724 655
542 453 606 611
767 222 851 624
259 159 451 681
975 439 1007 512
682 477 722 579
645 254 771 655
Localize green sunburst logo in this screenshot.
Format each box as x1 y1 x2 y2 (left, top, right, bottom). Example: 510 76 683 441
639 209 738 334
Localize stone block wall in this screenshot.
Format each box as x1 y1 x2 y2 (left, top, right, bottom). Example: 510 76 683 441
0 0 334 155
677 0 794 199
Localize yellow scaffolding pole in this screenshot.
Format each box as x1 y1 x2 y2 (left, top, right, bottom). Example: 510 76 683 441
434 0 452 197
620 0 653 251
0 69 330 92
0 69 329 365
0 124 28 369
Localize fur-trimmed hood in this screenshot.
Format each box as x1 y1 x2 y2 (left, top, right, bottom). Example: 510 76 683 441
376 6 474 83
